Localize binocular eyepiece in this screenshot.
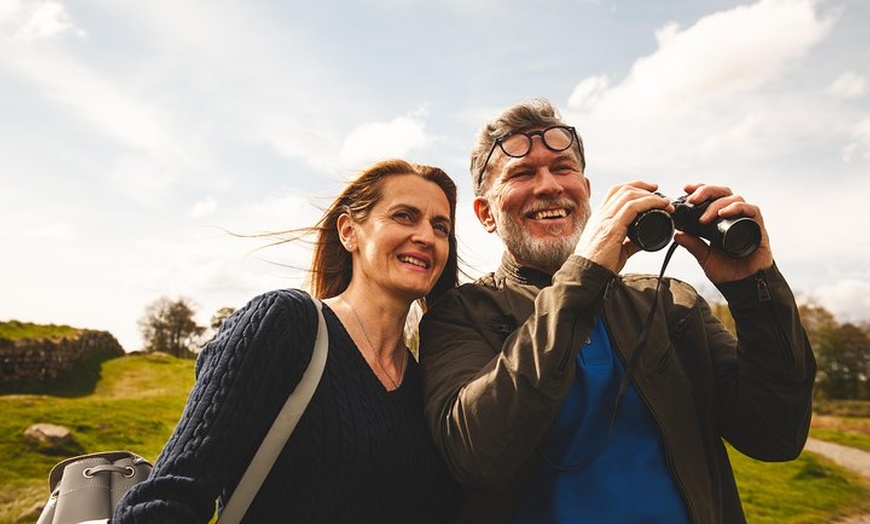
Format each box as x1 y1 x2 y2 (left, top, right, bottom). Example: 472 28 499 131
628 194 761 259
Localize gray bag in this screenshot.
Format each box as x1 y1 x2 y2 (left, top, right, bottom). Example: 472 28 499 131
35 450 152 524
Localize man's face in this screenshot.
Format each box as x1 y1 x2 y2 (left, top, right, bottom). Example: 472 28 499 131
475 129 591 274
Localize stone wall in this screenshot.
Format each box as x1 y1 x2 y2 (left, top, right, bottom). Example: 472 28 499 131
0 330 124 384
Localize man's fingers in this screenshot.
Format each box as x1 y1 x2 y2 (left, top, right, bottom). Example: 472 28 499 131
674 232 710 266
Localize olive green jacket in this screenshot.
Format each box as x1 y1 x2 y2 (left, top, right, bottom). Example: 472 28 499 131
420 254 816 524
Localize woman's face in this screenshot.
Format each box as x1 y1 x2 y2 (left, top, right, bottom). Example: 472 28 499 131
349 174 452 302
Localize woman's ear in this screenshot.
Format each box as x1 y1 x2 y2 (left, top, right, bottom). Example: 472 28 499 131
473 197 497 233
336 213 357 251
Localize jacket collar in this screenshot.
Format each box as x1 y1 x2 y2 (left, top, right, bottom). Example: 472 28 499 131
495 252 553 288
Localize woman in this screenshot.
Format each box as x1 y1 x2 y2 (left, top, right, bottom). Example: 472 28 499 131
114 159 459 523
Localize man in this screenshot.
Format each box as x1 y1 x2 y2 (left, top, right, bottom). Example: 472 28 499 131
419 98 815 523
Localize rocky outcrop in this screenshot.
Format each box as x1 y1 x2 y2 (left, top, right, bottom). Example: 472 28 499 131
23 423 73 449
0 330 124 384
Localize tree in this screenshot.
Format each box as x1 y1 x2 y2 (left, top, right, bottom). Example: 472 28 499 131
204 306 238 344
795 302 870 400
138 297 205 358
799 303 839 350
814 321 870 400
210 307 237 331
709 301 870 400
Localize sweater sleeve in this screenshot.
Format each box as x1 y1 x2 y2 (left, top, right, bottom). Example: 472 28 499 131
113 289 318 524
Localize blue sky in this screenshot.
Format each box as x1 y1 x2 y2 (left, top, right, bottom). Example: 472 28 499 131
1 0 867 351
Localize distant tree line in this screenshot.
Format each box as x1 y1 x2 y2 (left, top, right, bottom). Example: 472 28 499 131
710 302 870 401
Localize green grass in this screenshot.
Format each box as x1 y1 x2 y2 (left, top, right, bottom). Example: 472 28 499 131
0 320 82 341
1 354 869 524
811 427 870 453
810 400 870 453
0 353 194 523
732 445 870 523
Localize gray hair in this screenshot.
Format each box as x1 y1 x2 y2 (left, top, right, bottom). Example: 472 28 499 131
470 98 586 196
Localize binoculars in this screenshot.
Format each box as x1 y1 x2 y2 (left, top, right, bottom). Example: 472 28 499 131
628 194 761 259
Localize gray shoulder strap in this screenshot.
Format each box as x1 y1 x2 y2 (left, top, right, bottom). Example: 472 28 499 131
217 298 328 523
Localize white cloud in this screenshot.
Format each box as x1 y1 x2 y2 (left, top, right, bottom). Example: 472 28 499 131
810 279 870 324
565 0 835 173
0 0 21 24
843 116 870 161
237 192 322 232
106 154 184 208
25 222 76 240
567 75 609 112
653 21 681 46
1 45 193 163
255 118 339 172
583 0 831 113
1 1 342 204
0 35 209 208
338 106 434 169
190 196 218 219
117 3 353 177
89 190 322 350
828 71 869 100
1 0 86 41
1 222 76 240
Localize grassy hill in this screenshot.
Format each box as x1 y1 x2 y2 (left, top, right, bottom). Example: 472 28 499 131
1 352 869 523
0 353 194 523
0 320 82 341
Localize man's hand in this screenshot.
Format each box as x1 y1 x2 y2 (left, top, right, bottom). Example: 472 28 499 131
575 181 672 274
674 183 774 283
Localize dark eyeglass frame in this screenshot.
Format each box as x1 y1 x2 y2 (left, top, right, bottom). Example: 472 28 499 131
476 125 581 193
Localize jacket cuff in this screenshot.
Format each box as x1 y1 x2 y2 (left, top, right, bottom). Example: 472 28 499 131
714 262 788 307
554 254 615 286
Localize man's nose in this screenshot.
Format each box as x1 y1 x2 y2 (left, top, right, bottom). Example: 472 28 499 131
533 168 564 196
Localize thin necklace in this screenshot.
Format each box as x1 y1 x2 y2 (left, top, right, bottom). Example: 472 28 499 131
340 295 407 389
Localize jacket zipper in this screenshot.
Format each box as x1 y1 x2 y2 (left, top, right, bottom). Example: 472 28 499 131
755 272 771 302
756 271 795 367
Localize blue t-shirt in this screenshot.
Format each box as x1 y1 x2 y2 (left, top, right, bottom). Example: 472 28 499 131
512 316 690 523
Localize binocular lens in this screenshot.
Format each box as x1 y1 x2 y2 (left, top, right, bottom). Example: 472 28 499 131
629 210 673 252
718 218 761 259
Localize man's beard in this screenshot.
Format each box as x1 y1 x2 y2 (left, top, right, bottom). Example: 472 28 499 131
494 199 591 275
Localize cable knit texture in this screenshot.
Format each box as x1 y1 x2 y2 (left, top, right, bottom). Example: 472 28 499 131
113 288 457 523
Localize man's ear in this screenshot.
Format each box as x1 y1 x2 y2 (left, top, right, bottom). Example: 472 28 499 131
474 197 497 233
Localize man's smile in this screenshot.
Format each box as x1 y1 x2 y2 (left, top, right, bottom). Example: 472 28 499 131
528 208 570 220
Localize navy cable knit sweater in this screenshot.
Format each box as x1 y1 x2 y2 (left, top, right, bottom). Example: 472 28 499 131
113 289 457 523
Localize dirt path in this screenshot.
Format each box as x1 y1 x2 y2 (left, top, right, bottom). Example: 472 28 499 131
805 438 870 477
803 438 870 524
